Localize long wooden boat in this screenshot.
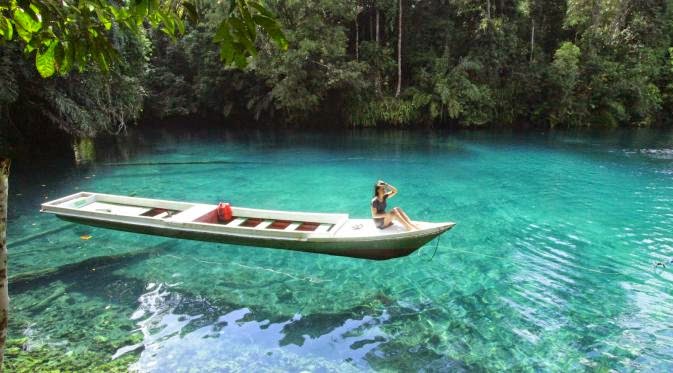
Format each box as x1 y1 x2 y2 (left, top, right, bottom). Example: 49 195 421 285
41 192 455 260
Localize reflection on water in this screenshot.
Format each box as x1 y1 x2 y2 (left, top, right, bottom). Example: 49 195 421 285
7 126 673 371
73 138 96 165
121 283 388 372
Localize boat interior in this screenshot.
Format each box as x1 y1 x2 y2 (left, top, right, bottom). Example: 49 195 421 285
43 192 345 234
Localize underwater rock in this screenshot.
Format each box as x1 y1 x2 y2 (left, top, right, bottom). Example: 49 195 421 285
373 291 395 306
4 337 139 372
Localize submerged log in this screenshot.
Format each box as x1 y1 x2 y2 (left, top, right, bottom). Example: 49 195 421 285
26 285 67 312
9 241 176 289
8 224 76 248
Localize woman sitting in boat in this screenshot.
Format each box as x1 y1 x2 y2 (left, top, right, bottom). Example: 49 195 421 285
371 180 418 231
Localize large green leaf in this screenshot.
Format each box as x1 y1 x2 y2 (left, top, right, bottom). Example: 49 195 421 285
253 14 288 50
13 7 41 42
0 17 13 41
7 0 286 78
215 20 235 63
13 8 41 33
236 0 256 39
158 11 175 36
181 1 198 23
60 41 74 74
248 2 275 19
94 8 112 30
175 17 185 35
228 17 256 56
35 40 57 77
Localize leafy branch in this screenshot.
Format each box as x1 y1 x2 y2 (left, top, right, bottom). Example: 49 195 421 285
0 0 288 77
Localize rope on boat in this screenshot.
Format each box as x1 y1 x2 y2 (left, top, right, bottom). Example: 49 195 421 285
430 236 441 261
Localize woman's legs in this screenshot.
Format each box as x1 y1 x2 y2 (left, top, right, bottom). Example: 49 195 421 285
391 208 417 231
397 208 415 225
382 213 393 228
393 207 419 230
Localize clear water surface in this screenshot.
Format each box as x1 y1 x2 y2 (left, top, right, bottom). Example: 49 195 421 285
7 127 673 371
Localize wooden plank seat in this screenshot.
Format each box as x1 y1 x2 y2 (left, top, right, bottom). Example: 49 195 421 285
170 205 215 222
316 223 333 233
80 202 151 216
218 217 326 232
255 220 274 229
226 217 247 227
285 222 301 231
141 208 178 218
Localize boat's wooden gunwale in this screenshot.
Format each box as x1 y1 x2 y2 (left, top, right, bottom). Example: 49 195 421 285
230 207 347 225
61 194 97 209
41 192 93 208
48 193 349 225
98 192 349 224
325 224 454 242
95 193 196 211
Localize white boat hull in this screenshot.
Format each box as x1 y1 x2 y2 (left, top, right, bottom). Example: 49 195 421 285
42 192 455 260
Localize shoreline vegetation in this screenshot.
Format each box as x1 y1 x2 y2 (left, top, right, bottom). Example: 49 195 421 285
3 1 673 156
7 118 673 164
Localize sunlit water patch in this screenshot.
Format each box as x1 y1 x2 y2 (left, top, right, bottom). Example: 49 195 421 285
7 127 673 371
118 282 388 372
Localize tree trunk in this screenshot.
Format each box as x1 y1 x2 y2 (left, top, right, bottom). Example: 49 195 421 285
355 13 359 61
486 0 491 20
395 0 402 97
591 0 600 26
0 158 10 368
374 6 381 94
530 19 535 63
369 9 373 41
376 8 380 44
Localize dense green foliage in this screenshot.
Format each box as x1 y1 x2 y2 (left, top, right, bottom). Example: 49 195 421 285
2 0 673 146
145 0 673 128
0 0 286 77
0 0 286 154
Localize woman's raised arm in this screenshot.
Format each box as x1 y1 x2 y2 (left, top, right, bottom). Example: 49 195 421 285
383 182 398 198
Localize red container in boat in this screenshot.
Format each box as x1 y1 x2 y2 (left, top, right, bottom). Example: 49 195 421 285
217 202 233 221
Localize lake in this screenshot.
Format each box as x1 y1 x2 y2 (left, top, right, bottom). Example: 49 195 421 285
7 126 673 371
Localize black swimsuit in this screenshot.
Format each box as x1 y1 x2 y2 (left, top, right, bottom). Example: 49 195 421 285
372 195 391 229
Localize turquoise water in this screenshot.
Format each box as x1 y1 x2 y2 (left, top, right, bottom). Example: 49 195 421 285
7 127 673 371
